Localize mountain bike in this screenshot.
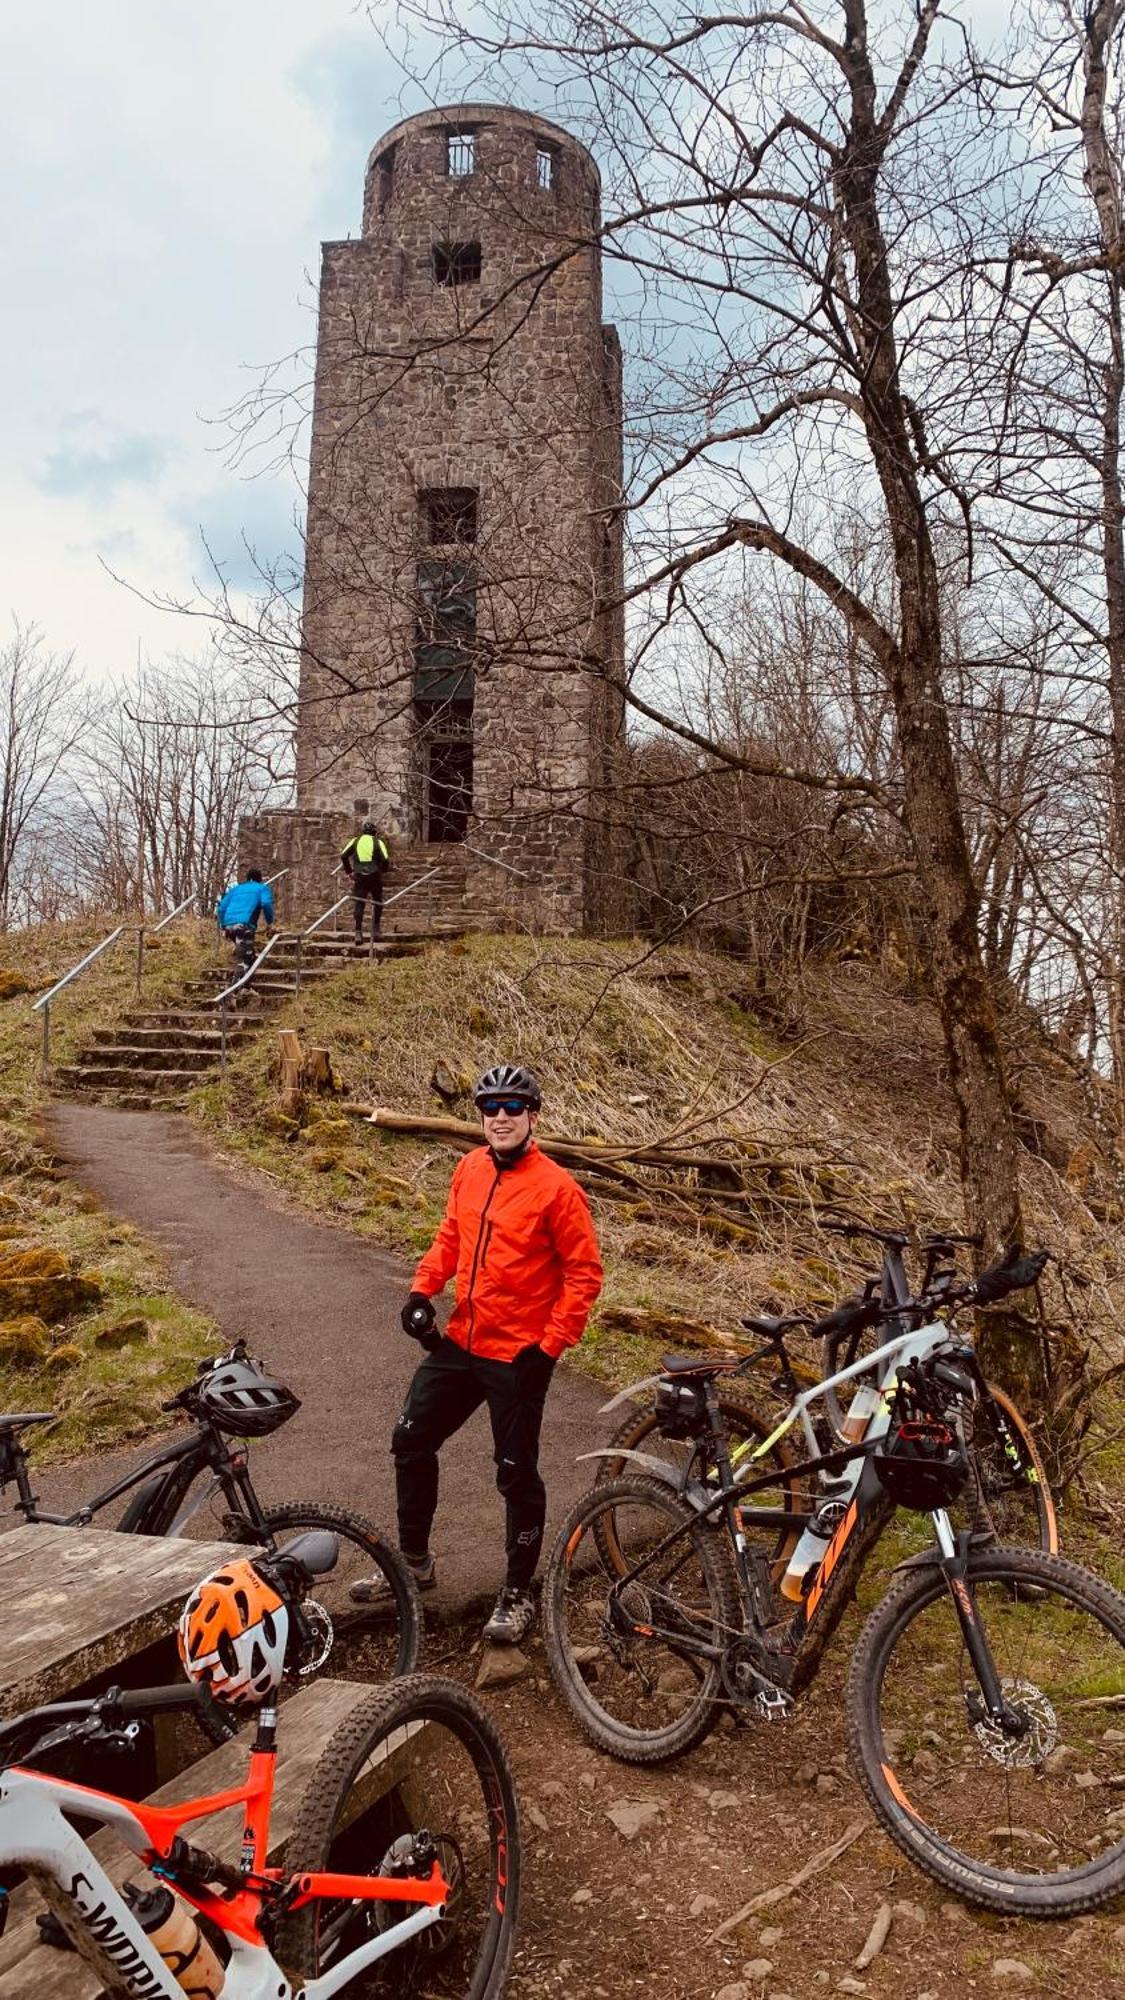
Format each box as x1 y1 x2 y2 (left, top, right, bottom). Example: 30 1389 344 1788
0 1535 520 1997
595 1219 1056 1559
545 1247 1125 1916
0 1341 421 1701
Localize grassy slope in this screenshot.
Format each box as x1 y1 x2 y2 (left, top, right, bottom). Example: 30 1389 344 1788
0 919 221 1458
187 934 1125 1450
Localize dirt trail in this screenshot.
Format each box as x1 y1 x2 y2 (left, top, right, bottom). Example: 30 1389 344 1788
43 1103 605 1618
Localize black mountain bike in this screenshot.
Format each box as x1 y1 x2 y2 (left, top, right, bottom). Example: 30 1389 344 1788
546 1249 1125 1917
0 1341 421 1698
597 1220 1056 1559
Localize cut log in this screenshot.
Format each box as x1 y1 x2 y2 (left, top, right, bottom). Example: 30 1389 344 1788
278 1028 304 1113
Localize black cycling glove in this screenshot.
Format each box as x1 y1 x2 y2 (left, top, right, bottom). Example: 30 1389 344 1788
974 1246 1048 1305
401 1292 439 1349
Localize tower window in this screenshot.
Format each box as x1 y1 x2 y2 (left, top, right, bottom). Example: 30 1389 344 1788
433 241 482 287
446 130 475 177
536 144 556 191
374 144 396 213
420 487 478 545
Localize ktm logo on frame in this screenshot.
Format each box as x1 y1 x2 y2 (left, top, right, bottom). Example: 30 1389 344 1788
805 1499 858 1617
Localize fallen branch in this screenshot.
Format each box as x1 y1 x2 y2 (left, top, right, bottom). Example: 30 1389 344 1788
707 1818 868 1941
855 1900 892 1970
339 1105 841 1178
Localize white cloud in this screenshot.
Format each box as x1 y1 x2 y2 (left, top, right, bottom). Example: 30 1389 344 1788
1 2 401 676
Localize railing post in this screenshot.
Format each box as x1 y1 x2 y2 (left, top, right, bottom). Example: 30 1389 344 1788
294 936 302 998
135 926 145 996
41 1001 50 1074
220 1001 228 1075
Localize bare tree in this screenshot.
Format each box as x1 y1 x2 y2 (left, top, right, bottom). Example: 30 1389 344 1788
0 622 91 930
71 654 290 917
382 2 1037 1341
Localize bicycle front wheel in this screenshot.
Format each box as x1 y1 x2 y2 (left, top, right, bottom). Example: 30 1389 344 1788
847 1545 1125 1915
280 1674 519 1999
544 1474 739 1764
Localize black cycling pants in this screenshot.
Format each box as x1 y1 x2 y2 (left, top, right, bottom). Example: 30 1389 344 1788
352 871 384 936
392 1337 549 1591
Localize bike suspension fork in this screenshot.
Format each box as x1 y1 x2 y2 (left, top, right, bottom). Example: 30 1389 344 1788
932 1510 1021 1731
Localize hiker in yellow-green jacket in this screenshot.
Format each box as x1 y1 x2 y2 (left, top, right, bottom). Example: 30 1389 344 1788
341 818 391 943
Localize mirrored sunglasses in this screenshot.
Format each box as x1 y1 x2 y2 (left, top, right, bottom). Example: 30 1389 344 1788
479 1096 532 1117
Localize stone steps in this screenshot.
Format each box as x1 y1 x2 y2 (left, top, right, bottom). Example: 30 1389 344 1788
55 1063 217 1093
53 929 446 1107
90 1024 246 1050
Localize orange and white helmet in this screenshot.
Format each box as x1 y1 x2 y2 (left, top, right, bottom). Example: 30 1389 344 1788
177 1558 289 1706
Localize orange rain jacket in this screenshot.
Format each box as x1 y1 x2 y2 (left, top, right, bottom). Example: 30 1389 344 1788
411 1142 603 1362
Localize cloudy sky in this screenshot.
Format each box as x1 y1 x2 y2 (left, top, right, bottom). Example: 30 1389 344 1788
2 2 424 678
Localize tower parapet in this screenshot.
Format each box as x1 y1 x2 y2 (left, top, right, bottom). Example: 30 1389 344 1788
280 102 624 932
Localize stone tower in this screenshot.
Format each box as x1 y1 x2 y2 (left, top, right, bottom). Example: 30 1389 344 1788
245 104 625 933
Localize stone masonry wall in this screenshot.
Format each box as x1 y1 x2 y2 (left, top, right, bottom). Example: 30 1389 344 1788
286 102 626 935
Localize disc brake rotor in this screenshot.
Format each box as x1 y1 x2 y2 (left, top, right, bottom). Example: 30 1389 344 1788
969 1676 1058 1768
296 1598 334 1676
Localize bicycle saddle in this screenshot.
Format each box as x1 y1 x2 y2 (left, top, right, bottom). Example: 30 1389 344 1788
0 1412 53 1435
274 1531 339 1583
660 1354 739 1377
739 1313 805 1338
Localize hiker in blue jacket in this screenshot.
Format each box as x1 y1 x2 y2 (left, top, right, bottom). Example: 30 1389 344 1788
216 868 275 963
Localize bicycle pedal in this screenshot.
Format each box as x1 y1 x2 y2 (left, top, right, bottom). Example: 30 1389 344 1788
753 1683 792 1722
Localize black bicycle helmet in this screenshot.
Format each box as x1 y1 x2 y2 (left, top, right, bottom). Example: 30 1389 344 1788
874 1417 969 1512
195 1355 301 1438
473 1063 542 1110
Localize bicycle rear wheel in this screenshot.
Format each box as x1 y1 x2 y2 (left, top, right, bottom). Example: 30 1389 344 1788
847 1545 1125 1915
544 1474 739 1763
596 1394 804 1573
280 1675 519 1998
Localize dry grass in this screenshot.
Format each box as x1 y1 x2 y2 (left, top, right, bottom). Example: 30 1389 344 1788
0 917 221 1459
187 935 1125 1454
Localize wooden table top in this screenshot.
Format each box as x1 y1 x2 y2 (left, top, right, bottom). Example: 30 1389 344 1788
0 1523 242 1716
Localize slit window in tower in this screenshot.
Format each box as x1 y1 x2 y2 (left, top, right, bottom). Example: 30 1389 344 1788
420 487 478 545
374 144 396 213
446 130 475 177
433 241 482 287
536 144 556 191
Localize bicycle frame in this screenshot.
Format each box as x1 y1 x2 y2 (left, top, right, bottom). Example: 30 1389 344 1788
1 1418 267 1540
731 1315 948 1471
582 1320 1015 1716
0 1702 449 2000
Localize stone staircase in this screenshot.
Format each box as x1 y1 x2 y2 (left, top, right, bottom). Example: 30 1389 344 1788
53 930 434 1108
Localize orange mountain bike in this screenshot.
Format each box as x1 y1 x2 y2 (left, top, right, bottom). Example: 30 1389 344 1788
0 1536 519 1998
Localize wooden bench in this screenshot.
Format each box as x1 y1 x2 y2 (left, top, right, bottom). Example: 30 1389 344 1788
0 1677 384 1999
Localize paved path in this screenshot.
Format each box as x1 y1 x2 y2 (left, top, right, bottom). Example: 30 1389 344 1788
43 1105 607 1618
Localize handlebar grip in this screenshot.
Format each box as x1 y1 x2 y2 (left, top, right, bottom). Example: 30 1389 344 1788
114 1685 202 1718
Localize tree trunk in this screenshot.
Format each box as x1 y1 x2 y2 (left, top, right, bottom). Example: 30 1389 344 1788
837 1 1033 1389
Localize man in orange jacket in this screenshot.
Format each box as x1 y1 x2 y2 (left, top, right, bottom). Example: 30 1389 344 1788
392 1062 603 1644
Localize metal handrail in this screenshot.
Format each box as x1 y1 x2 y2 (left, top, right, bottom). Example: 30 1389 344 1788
304 895 352 939
33 926 127 1073
212 932 283 1074
151 889 199 937
290 868 445 995
211 930 281 1010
